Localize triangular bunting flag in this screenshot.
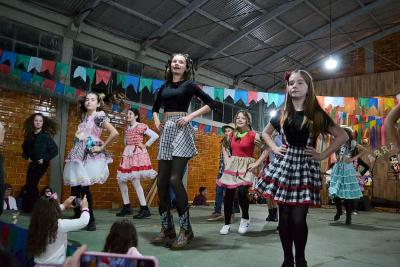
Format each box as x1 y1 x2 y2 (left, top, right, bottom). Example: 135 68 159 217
16 54 30 70
247 91 258 105
28 57 42 72
203 86 215 99
31 74 44 86
95 70 111 85
116 73 126 87
234 89 248 105
0 64 11 75
54 82 65 96
65 86 76 97
55 62 68 81
139 77 152 92
0 51 16 66
224 88 235 100
40 59 56 75
20 71 32 83
73 66 86 82
214 87 224 101
151 79 164 93
124 75 140 91
85 67 95 83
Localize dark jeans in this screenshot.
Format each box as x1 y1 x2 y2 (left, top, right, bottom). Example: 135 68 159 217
0 154 4 216
22 161 49 213
214 184 224 213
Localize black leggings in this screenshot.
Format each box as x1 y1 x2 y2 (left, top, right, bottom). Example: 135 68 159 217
335 197 353 214
157 157 189 216
279 205 309 266
22 161 49 212
224 186 249 225
71 185 95 223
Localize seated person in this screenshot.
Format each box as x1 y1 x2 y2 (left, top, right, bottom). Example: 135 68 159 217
192 187 208 206
3 184 18 211
103 219 141 256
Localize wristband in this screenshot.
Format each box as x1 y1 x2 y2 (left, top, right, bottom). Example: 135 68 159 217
81 208 89 213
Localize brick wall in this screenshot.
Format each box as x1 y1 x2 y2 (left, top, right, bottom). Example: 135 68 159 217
1 88 223 209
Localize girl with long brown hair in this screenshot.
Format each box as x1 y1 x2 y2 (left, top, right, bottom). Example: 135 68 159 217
151 53 216 249
255 70 348 267
63 92 119 231
21 113 58 213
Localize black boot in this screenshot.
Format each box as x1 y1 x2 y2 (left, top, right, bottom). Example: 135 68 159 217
345 200 352 225
152 211 176 244
266 209 274 221
133 205 151 219
116 204 133 217
272 207 278 222
171 208 194 249
334 198 342 221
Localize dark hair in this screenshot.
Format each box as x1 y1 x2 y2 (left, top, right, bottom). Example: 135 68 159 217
23 113 58 139
40 186 53 196
4 183 12 190
103 219 138 253
199 186 206 194
165 53 195 82
27 197 61 257
280 70 334 145
79 92 105 121
128 108 141 123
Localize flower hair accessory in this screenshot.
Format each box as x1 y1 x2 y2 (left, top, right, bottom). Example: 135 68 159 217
283 71 292 83
46 192 58 200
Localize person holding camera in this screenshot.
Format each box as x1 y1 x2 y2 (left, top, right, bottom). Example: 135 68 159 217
27 194 89 265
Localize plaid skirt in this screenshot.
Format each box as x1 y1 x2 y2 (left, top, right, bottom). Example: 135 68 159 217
157 113 197 160
255 145 321 206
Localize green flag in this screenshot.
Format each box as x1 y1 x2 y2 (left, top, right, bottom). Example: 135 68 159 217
214 87 224 101
16 55 30 70
139 78 152 92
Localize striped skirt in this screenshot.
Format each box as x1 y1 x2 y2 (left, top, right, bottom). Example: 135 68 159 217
255 145 322 206
157 113 197 160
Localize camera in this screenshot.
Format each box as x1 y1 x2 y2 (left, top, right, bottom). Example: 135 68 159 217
72 197 81 207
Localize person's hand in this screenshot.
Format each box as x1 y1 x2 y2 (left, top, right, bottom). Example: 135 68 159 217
63 244 87 267
247 162 259 172
80 195 89 210
63 196 76 209
38 159 43 164
91 145 103 153
138 143 147 149
272 145 287 157
176 116 191 127
304 146 324 161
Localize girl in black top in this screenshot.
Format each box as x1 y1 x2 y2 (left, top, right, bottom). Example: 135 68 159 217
151 53 215 249
22 113 58 213
255 70 348 267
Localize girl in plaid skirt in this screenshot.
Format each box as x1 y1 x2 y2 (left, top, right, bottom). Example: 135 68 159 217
151 53 216 249
217 110 267 235
254 70 348 267
63 92 119 231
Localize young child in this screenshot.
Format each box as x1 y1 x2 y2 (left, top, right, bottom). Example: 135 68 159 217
254 70 348 267
329 127 365 224
217 110 267 235
22 113 58 213
207 123 234 221
116 108 158 219
63 92 119 231
3 184 17 211
192 187 208 206
27 195 89 265
103 219 142 256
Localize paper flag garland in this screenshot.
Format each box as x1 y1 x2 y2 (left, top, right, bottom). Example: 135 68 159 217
0 51 16 66
214 87 224 101
95 70 111 85
85 67 95 83
117 73 126 87
224 88 235 100
16 55 30 70
139 77 152 92
124 75 139 91
31 74 44 86
234 89 248 105
151 79 164 93
73 66 86 82
28 57 42 72
55 62 68 81
40 59 56 75
247 91 258 104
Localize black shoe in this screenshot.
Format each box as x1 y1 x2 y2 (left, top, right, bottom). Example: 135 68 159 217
346 214 351 225
272 207 278 222
133 206 151 219
86 222 96 231
334 210 342 221
116 204 133 217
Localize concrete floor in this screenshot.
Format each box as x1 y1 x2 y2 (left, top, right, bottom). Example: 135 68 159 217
2 205 400 267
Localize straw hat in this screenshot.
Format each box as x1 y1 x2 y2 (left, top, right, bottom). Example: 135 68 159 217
222 122 235 132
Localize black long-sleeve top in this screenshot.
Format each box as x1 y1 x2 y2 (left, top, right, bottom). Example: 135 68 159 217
22 131 58 162
152 80 216 113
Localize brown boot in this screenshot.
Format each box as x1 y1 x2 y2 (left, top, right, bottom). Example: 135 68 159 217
151 227 176 244
171 228 194 249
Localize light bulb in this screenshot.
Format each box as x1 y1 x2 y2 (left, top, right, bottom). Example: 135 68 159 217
324 55 338 70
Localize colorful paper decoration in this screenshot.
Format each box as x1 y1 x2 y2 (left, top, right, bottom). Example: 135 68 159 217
203 86 214 99
124 75 139 91
234 89 248 105
73 66 86 81
116 73 126 87
85 67 95 83
55 62 68 81
0 64 10 75
139 77 152 92
9 68 21 79
224 88 235 100
95 70 111 85
247 91 258 104
65 86 76 97
42 79 56 91
27 57 42 72
16 54 30 70
20 71 32 83
54 82 65 96
0 51 16 66
40 59 56 75
31 74 44 86
214 87 224 101
151 79 164 93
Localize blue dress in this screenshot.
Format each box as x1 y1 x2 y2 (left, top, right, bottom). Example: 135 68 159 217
329 140 363 199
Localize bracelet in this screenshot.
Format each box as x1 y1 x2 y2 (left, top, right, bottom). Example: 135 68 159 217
81 208 89 213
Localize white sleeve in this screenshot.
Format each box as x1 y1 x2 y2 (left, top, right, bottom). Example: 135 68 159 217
144 128 159 147
9 197 18 210
58 212 90 233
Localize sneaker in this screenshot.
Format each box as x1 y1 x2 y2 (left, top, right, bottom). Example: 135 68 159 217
207 212 224 221
352 210 358 215
238 218 250 234
219 224 230 235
